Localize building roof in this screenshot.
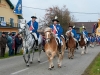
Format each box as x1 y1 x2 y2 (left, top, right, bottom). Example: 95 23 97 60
6 0 23 19
74 22 97 33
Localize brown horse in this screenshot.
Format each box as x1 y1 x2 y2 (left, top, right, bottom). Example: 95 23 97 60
66 31 76 59
44 27 66 70
79 34 87 55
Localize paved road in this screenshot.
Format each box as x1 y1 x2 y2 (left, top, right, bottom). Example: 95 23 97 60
0 46 100 75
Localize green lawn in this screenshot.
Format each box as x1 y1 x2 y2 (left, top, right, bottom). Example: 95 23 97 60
0 49 39 59
83 53 100 75
0 50 23 59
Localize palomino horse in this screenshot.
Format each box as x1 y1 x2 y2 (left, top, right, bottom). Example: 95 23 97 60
79 34 88 55
66 31 76 59
19 20 43 67
44 27 66 70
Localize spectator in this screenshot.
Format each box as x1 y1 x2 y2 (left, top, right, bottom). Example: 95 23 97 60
7 33 13 56
17 35 23 54
15 34 21 55
0 32 7 57
12 33 15 55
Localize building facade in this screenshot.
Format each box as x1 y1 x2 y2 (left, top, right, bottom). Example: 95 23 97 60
0 0 23 35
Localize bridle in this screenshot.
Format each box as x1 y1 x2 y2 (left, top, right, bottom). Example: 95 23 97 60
19 25 30 41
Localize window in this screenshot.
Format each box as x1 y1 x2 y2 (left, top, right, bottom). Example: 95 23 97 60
0 17 4 21
10 18 14 27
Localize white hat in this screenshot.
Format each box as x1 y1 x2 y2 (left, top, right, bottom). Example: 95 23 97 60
82 26 85 28
73 26 75 28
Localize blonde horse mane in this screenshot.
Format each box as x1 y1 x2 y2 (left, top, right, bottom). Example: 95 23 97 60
44 27 55 37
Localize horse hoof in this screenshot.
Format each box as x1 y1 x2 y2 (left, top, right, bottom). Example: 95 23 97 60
68 57 70 59
38 61 40 63
58 66 61 68
48 68 52 70
51 66 54 68
71 58 73 59
26 65 29 67
30 62 33 64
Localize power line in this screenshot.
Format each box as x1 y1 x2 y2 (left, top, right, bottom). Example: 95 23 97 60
22 6 100 15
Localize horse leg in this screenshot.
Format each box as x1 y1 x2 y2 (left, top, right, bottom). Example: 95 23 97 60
84 46 87 54
38 45 42 63
23 47 27 64
26 48 31 67
71 48 74 59
51 53 55 68
68 48 71 59
48 56 53 70
81 46 85 55
30 48 35 64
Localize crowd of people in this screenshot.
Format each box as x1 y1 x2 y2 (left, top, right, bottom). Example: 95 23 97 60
0 32 22 57
88 35 100 47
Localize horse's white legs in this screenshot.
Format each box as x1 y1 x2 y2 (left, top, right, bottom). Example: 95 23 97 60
30 49 35 64
81 46 85 55
26 47 31 67
23 47 27 63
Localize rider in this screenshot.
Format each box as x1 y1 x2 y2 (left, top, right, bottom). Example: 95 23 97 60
27 16 39 49
82 26 89 44
69 25 78 49
50 16 63 54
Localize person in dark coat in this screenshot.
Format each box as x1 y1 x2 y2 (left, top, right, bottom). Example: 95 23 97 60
15 34 21 55
17 35 23 54
0 32 7 57
12 33 15 55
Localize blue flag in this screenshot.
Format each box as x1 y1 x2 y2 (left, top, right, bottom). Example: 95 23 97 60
14 0 22 15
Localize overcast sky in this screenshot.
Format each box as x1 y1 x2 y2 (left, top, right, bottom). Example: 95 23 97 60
10 0 100 22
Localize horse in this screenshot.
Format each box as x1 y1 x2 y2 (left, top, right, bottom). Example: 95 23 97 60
78 33 88 55
19 20 43 67
65 31 76 59
44 27 66 70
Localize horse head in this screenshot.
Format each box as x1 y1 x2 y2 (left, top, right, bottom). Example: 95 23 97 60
19 19 29 37
44 27 54 43
66 31 73 38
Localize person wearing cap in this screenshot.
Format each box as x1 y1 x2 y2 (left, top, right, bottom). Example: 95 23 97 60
68 26 77 41
68 25 78 49
50 17 63 53
27 16 39 49
82 26 89 44
0 32 7 57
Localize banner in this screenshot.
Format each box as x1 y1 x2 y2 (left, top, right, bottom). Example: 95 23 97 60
1 21 6 26
14 0 22 15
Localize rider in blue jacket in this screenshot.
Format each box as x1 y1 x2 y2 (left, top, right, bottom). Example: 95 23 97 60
27 16 39 49
82 26 89 45
50 17 63 53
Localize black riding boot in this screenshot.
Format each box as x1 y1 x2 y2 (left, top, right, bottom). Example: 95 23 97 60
58 44 62 54
35 40 38 49
76 42 78 50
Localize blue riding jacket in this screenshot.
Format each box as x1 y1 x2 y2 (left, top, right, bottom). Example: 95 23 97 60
72 28 77 38
27 20 39 38
50 24 63 42
82 30 88 38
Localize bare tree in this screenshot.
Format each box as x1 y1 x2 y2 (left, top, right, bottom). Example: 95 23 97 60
39 5 76 33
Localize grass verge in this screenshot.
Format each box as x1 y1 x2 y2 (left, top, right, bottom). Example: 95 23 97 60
0 50 23 59
82 53 100 75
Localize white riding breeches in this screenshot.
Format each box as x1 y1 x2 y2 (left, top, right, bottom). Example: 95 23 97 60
55 34 63 46
73 38 78 43
32 32 38 40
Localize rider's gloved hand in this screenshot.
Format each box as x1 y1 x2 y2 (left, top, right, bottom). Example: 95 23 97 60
30 31 32 33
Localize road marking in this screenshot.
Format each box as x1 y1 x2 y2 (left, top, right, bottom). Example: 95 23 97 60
11 68 29 75
40 60 48 64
